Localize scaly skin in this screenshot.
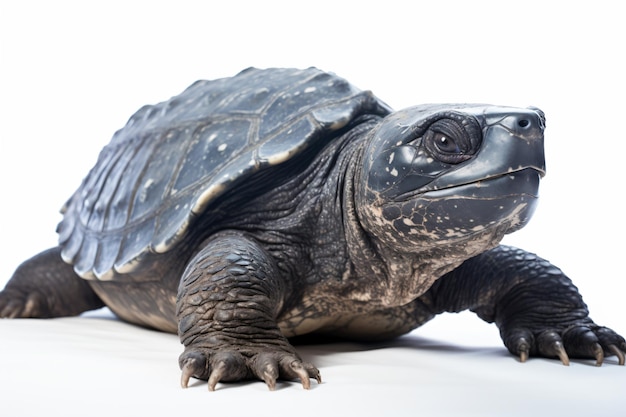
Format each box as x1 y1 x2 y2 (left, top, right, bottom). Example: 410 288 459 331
418 245 626 366
0 247 104 318
176 233 321 390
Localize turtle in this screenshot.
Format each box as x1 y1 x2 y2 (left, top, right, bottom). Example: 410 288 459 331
1 67 624 391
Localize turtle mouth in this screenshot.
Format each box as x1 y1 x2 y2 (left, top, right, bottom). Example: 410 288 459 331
393 167 543 202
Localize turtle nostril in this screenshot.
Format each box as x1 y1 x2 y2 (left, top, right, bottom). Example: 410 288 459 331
518 119 530 128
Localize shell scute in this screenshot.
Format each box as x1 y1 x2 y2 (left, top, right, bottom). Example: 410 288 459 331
58 67 391 280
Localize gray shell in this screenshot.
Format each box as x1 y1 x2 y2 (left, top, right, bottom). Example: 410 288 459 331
57 67 391 279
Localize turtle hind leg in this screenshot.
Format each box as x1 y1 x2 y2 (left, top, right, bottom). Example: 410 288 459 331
0 246 104 318
176 233 321 391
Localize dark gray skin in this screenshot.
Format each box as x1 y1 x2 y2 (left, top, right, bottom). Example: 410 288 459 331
1 68 624 391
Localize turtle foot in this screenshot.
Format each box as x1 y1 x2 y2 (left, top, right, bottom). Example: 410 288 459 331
179 346 321 391
1 247 105 318
504 324 626 366
0 288 49 318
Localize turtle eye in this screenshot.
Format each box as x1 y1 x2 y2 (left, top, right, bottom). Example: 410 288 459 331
433 132 461 154
423 118 476 164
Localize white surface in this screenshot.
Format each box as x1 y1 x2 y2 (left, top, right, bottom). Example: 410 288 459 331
1 312 624 417
1 1 624 416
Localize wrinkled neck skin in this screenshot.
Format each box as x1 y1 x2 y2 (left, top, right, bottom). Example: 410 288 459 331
343 145 509 308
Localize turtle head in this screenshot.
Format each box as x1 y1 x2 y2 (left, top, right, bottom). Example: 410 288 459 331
357 104 546 252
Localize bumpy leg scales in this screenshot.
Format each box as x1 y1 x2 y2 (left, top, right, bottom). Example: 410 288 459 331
176 234 321 391
493 255 626 366
425 245 626 366
0 247 104 318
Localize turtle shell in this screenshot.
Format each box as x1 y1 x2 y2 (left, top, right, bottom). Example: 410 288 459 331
57 67 391 280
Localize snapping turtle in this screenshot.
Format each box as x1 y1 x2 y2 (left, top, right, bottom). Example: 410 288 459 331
1 67 624 390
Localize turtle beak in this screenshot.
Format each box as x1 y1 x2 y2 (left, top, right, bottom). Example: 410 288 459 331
480 106 546 177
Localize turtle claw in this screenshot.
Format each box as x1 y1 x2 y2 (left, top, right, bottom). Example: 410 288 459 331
259 366 279 391
309 365 323 384
549 341 570 365
609 345 625 366
253 353 280 391
179 347 320 391
519 349 528 363
514 336 531 363
554 343 570 366
535 331 569 365
181 363 193 389
207 361 227 392
263 374 277 391
505 324 626 367
592 343 604 367
180 353 207 388
289 361 312 390
276 358 321 390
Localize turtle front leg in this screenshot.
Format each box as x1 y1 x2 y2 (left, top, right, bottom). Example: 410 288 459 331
176 233 321 391
423 245 626 366
0 247 104 318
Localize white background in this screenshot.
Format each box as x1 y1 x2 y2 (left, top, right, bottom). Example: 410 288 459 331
1 1 624 416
